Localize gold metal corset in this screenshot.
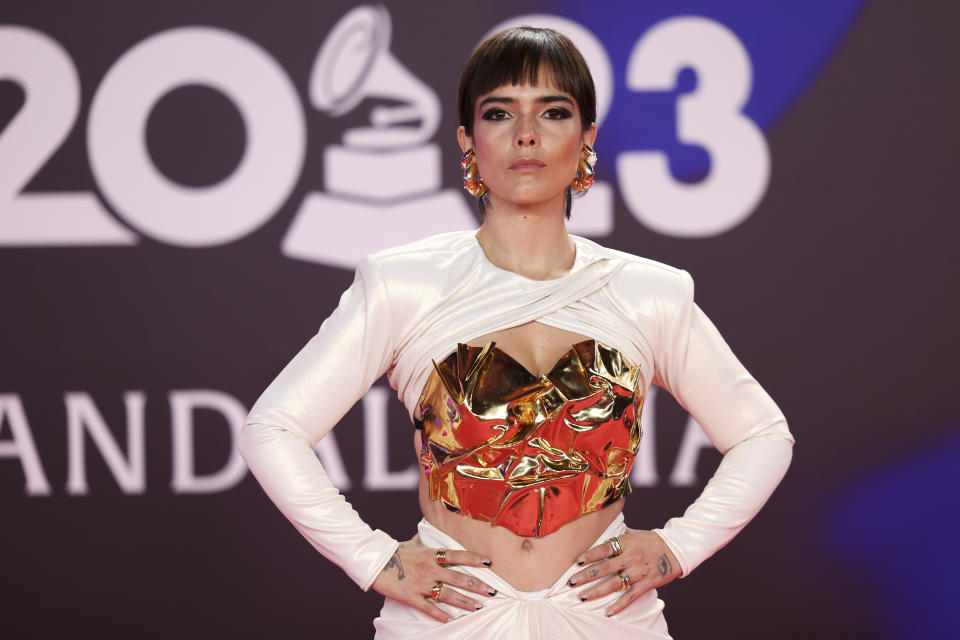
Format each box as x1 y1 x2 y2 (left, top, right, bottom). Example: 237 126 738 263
414 339 644 537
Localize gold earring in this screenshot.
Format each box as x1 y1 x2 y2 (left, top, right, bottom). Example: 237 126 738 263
460 149 487 197
570 144 597 192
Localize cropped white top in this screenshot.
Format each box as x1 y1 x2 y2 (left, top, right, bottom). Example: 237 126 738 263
238 230 794 590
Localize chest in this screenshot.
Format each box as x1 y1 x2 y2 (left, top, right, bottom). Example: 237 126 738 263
466 321 593 378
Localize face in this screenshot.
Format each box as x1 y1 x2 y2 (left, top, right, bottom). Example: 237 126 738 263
458 75 596 212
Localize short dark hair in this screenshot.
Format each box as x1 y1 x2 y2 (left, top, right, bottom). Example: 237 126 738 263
457 27 597 219
458 26 596 137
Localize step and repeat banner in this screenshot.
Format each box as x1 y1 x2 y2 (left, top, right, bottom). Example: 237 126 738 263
2 1 958 638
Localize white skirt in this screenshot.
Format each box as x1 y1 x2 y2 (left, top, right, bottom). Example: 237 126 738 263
373 513 672 640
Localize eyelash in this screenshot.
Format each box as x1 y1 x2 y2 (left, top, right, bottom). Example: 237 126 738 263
480 107 573 121
481 108 509 121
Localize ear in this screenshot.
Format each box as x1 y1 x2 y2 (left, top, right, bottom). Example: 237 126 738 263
457 126 472 154
582 122 597 148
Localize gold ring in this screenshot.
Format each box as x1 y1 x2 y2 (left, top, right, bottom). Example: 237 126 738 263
618 571 631 592
430 582 443 601
607 537 622 558
435 548 450 568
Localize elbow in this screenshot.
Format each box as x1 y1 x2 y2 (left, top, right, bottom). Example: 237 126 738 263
236 417 261 464
237 410 315 458
738 415 794 450
722 416 794 475
778 415 795 446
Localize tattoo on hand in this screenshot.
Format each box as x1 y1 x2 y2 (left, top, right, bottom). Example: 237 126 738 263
658 554 671 577
588 568 599 578
382 553 405 580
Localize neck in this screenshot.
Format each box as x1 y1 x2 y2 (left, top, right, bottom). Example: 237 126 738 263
475 193 575 281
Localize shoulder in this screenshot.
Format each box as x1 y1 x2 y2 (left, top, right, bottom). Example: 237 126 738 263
365 230 476 267
574 235 694 302
355 231 480 319
355 230 477 283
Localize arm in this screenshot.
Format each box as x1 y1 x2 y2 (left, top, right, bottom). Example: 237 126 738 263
237 256 398 591
570 268 793 615
651 270 794 577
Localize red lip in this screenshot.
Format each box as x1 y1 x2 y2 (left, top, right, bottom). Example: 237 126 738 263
509 159 546 170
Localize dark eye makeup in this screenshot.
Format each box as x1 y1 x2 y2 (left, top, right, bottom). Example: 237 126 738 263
481 108 509 121
543 107 572 119
480 106 573 121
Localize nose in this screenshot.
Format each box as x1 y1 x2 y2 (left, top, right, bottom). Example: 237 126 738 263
514 117 537 147
515 133 536 147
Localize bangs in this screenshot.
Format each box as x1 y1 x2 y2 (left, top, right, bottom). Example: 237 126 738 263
458 27 596 135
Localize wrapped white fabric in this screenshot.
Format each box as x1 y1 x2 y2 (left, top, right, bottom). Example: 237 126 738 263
374 513 671 639
238 230 793 590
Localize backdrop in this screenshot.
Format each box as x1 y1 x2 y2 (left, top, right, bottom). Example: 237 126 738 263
2 1 958 638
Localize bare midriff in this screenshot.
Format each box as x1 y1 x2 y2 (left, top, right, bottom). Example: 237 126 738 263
416 429 625 591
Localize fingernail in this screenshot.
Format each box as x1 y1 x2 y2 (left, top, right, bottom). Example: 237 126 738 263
488 589 497 596
482 559 492 567
576 557 585 565
475 604 483 610
568 579 577 587
580 595 588 602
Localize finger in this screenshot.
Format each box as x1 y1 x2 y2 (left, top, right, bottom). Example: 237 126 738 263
574 538 620 567
568 558 620 587
436 584 485 612
442 569 498 597
604 584 642 617
414 597 453 623
441 549 493 568
576 574 623 602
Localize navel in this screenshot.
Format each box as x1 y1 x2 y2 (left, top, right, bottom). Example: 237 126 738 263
521 540 534 552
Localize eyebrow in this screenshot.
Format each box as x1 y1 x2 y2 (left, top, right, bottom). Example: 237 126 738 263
478 95 574 108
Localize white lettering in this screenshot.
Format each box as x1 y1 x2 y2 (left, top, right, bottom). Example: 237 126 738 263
618 17 770 237
169 390 248 493
0 26 135 246
88 27 305 247
65 391 146 495
0 394 51 495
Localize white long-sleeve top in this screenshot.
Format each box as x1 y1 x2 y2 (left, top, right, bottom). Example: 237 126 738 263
238 230 794 591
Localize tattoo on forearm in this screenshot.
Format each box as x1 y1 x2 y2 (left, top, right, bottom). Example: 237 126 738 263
382 553 405 580
658 554 671 577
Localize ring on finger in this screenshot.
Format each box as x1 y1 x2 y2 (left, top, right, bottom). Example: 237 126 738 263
430 582 443 601
435 547 450 568
607 537 623 558
618 570 631 592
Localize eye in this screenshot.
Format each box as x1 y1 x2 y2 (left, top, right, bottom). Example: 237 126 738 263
543 107 572 120
481 108 510 121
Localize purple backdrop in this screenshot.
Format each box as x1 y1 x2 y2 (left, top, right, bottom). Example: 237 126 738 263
1 1 958 638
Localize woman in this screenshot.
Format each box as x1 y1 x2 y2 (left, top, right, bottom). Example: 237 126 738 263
238 27 793 639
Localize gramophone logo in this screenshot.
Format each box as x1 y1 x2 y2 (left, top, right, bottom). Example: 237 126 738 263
281 5 475 269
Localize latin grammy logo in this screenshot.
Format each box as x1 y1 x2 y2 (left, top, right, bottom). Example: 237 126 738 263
282 5 475 269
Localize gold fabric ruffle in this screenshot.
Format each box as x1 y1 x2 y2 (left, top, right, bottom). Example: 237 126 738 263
415 340 644 537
